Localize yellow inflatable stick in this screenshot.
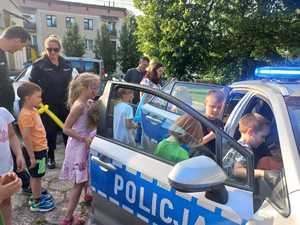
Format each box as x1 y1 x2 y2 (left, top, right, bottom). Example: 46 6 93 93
38 103 64 129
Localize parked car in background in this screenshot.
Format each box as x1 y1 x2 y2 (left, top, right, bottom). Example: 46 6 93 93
12 57 107 116
67 57 104 77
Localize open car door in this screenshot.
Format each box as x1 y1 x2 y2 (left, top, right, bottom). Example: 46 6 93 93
89 81 254 225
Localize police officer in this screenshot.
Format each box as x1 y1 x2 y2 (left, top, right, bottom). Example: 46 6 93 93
0 26 31 194
0 26 30 112
29 35 73 169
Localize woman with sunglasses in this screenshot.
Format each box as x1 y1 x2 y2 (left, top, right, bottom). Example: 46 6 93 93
29 35 73 169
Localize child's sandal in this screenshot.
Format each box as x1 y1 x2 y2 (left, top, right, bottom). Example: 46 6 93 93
73 214 86 225
83 194 93 204
60 216 73 225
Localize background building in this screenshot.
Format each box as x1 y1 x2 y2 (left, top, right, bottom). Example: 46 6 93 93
15 0 127 59
0 0 28 71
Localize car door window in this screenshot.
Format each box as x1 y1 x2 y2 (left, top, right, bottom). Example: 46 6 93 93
103 83 254 172
222 90 247 123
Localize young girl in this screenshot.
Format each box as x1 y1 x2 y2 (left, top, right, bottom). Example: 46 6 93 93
154 114 203 163
59 73 100 225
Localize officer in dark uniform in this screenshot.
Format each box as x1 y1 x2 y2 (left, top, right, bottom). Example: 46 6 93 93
0 26 31 193
29 35 73 169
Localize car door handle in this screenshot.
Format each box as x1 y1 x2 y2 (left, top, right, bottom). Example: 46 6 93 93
91 156 116 171
146 115 162 124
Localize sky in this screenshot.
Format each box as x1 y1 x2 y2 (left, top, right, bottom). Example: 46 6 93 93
62 0 142 15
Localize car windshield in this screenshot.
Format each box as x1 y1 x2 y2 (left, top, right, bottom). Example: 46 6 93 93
285 96 300 155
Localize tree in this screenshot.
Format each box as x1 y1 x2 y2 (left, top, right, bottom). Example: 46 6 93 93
62 23 85 57
117 16 141 73
94 24 116 75
134 0 300 83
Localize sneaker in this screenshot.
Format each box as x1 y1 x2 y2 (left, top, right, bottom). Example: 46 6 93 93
47 159 56 169
30 198 55 212
28 193 54 206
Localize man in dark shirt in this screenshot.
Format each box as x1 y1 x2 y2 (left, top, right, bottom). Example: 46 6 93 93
124 56 150 103
0 26 31 194
0 26 31 113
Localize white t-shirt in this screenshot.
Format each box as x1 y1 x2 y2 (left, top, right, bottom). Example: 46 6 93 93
0 107 15 176
113 102 135 146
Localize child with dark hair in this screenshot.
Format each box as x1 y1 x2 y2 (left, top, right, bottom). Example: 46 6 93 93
17 81 55 212
154 114 203 163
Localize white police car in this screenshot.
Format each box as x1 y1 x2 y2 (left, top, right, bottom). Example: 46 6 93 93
89 67 300 225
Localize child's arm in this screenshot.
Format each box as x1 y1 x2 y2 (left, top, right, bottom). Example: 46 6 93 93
21 126 36 169
201 131 215 145
8 124 25 172
63 103 89 143
126 119 139 129
233 163 265 178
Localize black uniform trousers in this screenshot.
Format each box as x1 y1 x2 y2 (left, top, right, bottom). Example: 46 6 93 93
41 106 68 161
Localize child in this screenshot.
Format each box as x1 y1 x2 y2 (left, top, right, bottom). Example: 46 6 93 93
257 141 283 171
17 82 55 212
154 114 203 163
201 90 225 154
60 73 100 225
0 105 25 225
0 172 22 225
113 88 139 146
223 112 271 178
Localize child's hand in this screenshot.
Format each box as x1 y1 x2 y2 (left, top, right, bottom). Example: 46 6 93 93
29 156 36 169
84 137 93 149
16 155 26 172
1 172 17 185
0 172 22 203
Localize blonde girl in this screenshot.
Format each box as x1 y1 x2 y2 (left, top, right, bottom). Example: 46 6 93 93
60 73 100 225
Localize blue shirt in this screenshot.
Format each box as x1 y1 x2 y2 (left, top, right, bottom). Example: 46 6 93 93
113 102 135 146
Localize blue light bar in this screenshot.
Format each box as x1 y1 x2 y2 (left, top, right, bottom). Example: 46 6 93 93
255 67 300 80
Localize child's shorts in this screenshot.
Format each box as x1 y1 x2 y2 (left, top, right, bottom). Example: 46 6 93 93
23 147 47 178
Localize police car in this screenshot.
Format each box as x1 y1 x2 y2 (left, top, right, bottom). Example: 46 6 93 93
89 67 300 225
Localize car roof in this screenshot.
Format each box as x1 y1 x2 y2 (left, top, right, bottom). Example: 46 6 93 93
65 56 103 63
230 79 300 97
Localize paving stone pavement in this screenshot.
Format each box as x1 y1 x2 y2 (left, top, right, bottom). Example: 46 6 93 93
12 143 92 225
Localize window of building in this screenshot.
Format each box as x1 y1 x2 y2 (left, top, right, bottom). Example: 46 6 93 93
107 21 116 34
84 18 93 30
65 17 75 28
46 15 57 27
85 39 94 51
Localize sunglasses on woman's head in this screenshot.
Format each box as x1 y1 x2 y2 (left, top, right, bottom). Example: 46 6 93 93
47 47 60 52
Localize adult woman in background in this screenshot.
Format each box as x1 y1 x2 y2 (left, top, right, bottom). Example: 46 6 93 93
140 61 164 102
137 61 164 149
29 35 73 169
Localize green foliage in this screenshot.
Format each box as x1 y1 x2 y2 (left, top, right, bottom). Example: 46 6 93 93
62 23 85 57
117 16 141 73
134 0 300 84
94 24 116 75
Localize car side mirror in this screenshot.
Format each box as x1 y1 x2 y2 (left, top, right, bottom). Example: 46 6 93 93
168 156 227 192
